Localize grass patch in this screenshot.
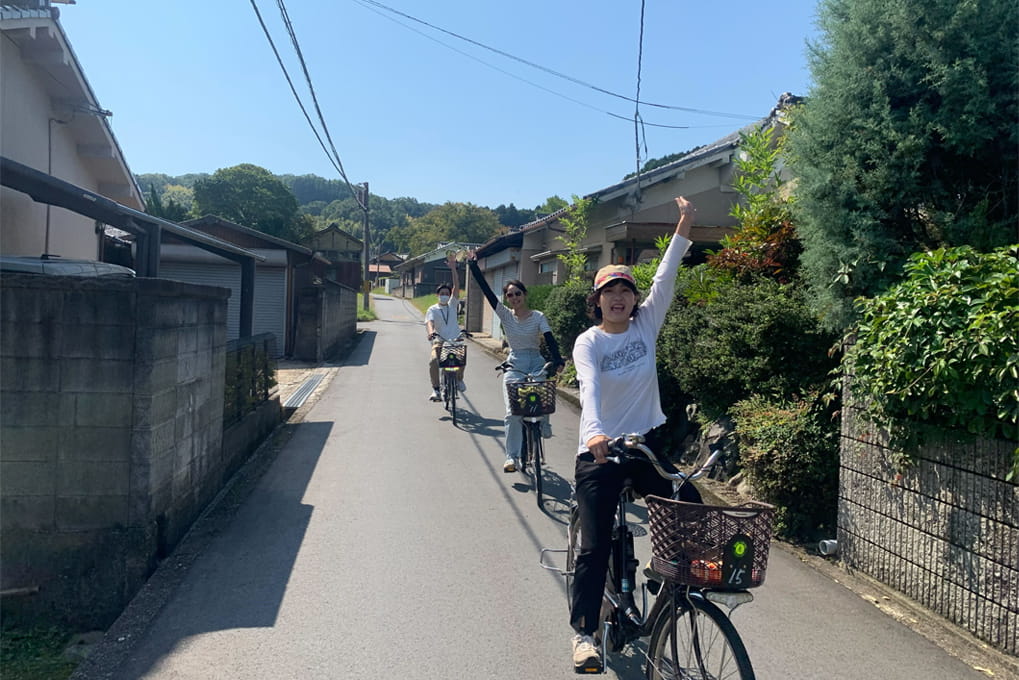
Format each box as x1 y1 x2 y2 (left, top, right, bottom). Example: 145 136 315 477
356 293 377 321
1 626 78 680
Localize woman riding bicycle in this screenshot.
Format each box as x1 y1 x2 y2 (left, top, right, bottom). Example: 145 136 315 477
466 251 565 473
569 196 702 673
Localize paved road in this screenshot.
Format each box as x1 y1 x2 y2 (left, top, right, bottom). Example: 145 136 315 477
76 294 1008 679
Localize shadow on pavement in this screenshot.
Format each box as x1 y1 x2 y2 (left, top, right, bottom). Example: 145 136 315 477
338 329 376 367
72 421 332 680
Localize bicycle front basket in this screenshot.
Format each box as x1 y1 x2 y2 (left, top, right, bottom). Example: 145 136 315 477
507 380 556 416
645 496 774 590
439 342 467 368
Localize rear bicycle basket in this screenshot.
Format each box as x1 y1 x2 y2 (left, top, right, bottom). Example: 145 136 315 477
507 380 556 416
439 342 466 368
645 496 774 590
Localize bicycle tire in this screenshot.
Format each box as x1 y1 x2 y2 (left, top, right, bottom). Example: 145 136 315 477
449 374 458 427
518 422 529 470
566 503 580 615
645 589 755 680
532 425 544 506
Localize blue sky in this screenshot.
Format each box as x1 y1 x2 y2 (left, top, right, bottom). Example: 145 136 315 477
59 1 820 209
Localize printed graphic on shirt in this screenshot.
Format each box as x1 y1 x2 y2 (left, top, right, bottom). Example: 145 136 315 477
600 340 648 373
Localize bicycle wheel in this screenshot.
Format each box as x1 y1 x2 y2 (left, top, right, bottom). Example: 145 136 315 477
448 374 458 427
645 590 754 680
518 422 529 470
565 503 580 614
531 425 544 505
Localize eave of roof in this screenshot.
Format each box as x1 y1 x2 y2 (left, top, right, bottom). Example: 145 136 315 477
1 7 144 210
183 215 314 256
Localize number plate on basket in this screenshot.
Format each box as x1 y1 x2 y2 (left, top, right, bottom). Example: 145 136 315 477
721 533 755 589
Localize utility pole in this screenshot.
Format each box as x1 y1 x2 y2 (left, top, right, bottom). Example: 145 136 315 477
361 182 370 311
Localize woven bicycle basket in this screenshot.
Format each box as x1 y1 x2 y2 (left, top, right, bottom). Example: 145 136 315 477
645 496 775 589
438 343 467 368
507 380 557 416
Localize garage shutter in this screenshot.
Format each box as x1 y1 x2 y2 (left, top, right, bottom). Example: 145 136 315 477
158 262 287 357
160 262 242 339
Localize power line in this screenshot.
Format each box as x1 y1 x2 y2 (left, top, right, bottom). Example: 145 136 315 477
353 0 759 122
350 0 691 130
633 0 648 196
249 0 366 210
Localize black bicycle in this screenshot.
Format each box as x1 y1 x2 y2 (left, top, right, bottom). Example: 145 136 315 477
436 337 467 427
497 360 557 506
541 435 775 678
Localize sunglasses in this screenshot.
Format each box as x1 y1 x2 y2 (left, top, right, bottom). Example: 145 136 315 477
506 291 524 298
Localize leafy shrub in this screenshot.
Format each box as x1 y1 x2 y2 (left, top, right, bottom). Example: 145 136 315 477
543 281 593 358
526 284 554 313
731 394 839 540
845 245 1019 477
660 274 837 418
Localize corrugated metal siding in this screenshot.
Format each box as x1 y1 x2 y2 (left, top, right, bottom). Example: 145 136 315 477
160 262 242 339
254 267 286 356
158 262 287 357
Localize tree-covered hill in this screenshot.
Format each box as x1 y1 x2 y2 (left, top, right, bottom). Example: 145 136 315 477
136 169 569 256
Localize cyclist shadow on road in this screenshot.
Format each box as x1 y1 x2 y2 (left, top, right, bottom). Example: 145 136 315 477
441 395 503 437
509 466 575 525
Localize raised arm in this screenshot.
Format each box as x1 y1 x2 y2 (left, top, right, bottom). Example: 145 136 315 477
467 251 500 309
447 252 460 301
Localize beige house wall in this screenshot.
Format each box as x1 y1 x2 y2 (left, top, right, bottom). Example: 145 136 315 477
1 13 142 260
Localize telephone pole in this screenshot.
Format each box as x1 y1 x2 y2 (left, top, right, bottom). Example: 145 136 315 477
360 182 370 311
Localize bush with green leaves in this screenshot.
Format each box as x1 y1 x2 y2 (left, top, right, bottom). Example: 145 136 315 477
731 394 839 540
845 245 1019 477
543 281 593 358
660 270 837 418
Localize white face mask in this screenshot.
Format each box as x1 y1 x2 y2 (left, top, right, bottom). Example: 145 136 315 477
438 295 451 305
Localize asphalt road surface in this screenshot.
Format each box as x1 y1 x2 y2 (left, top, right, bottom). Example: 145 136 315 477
75 294 1006 679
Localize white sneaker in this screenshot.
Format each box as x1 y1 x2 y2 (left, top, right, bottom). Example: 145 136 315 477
571 634 602 673
457 380 467 393
429 388 441 402
503 458 517 473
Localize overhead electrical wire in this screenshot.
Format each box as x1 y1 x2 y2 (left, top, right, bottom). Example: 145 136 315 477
249 0 366 210
633 0 648 195
353 0 759 122
350 0 691 130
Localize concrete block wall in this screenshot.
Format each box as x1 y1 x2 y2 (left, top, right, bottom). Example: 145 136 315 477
293 281 356 362
0 274 229 628
839 402 1018 656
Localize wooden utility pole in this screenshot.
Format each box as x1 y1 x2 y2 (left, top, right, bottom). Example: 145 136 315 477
361 182 370 311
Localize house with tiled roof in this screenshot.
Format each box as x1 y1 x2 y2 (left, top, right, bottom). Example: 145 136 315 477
465 93 803 338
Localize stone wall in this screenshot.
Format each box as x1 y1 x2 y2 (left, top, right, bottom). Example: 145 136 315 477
839 402 1018 655
0 274 229 628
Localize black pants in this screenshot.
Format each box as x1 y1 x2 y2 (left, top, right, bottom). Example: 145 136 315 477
568 428 702 636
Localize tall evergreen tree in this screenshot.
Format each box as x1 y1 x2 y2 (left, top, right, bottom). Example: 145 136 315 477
787 0 1018 330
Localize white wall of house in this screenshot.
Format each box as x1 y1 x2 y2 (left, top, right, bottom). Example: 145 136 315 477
1 13 142 259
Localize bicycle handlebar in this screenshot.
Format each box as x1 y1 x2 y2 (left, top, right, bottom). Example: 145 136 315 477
495 360 556 380
605 434 721 484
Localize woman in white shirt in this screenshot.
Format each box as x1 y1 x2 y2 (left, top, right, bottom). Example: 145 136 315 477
568 196 703 673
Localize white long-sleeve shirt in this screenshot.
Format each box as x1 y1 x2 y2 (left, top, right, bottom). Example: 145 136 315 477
573 235 691 454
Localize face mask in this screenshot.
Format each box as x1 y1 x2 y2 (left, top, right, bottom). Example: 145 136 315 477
438 295 451 305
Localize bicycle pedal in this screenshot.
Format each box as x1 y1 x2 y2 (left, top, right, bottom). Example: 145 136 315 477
574 661 603 674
